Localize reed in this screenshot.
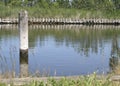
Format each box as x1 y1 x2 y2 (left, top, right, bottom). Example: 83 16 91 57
0 4 120 19
20 73 120 86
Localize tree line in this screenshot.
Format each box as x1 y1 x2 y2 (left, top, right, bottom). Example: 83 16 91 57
0 0 120 10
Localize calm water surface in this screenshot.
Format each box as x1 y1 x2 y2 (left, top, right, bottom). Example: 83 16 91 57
0 25 120 77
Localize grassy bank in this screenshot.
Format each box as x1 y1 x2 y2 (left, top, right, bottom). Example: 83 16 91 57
0 73 120 86
24 75 119 86
0 5 120 19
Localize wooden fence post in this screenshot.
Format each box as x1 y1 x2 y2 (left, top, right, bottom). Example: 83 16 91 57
19 10 28 51
19 10 28 77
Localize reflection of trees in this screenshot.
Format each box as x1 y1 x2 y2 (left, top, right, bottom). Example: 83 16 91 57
110 34 120 72
0 26 120 57
29 27 120 56
0 29 18 38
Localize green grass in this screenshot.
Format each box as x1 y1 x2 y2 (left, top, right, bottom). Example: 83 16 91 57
0 83 6 86
0 56 119 86
23 74 120 86
0 4 120 19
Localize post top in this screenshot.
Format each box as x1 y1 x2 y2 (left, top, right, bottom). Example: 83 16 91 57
19 10 28 15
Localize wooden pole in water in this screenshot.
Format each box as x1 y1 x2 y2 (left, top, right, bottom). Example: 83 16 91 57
19 10 28 51
0 18 1 23
19 10 28 77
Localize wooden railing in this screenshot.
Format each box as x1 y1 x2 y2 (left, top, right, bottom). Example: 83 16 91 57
0 18 120 25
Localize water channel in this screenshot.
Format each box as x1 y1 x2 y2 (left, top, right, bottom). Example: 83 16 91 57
0 25 120 77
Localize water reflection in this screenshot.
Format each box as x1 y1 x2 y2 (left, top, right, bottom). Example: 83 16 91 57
20 50 28 77
109 34 120 72
29 25 120 57
0 25 120 76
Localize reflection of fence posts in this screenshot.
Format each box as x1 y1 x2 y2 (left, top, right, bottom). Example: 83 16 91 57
18 10 28 77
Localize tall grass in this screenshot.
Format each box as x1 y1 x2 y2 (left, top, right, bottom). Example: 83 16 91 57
0 46 17 79
22 74 120 86
0 73 119 86
0 4 120 19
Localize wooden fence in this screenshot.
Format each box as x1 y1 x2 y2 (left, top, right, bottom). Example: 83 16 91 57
0 18 120 25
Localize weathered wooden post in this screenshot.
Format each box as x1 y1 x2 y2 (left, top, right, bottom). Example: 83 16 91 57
0 18 1 22
19 10 28 52
19 10 28 77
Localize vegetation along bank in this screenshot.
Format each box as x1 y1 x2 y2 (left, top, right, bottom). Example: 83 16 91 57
0 0 120 19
